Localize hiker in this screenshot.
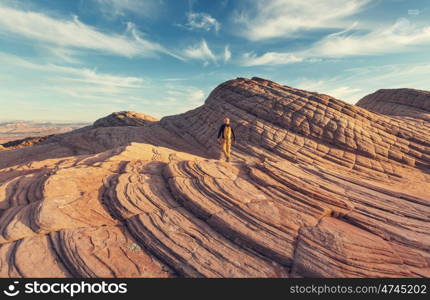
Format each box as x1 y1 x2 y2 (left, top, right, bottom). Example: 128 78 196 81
217 117 236 162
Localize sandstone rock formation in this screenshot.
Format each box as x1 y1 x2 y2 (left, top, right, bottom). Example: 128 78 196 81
357 88 430 119
93 111 159 128
1 77 429 278
1 135 53 150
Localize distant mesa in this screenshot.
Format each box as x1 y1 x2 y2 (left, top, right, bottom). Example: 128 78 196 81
0 121 87 146
0 77 430 278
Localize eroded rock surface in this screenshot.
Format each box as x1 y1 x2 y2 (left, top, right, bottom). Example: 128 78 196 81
1 77 429 278
1 135 53 151
357 88 430 120
93 111 159 128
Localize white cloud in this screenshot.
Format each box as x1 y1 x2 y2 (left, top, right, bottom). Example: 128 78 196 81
345 63 430 89
241 52 303 66
54 67 144 88
324 86 363 99
241 18 430 66
125 22 184 60
184 12 221 33
183 40 217 64
233 0 369 41
163 84 206 112
189 90 206 103
314 18 430 57
0 52 144 88
183 40 232 65
295 78 364 102
0 51 209 119
0 51 145 104
46 47 82 64
94 0 164 18
224 45 232 62
0 4 177 59
292 62 430 103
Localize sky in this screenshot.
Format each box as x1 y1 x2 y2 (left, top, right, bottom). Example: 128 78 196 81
0 0 429 122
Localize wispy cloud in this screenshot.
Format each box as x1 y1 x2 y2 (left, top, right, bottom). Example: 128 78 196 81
93 0 164 18
241 52 304 66
163 84 206 112
183 12 221 33
293 62 430 103
183 40 217 65
44 47 83 64
223 45 232 62
183 40 232 65
0 51 145 99
233 0 369 41
0 51 208 119
0 4 177 59
241 18 430 66
312 18 430 57
296 79 363 100
54 67 144 88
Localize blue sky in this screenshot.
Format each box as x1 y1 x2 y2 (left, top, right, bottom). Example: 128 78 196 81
0 0 429 122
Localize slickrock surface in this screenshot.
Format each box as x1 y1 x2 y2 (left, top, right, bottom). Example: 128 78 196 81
93 111 159 128
1 77 430 278
1 135 53 150
357 88 430 119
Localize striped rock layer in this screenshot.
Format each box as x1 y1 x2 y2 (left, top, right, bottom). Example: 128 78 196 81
0 77 430 278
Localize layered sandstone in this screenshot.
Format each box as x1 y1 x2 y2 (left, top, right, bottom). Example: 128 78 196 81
93 111 159 128
357 88 430 119
0 77 429 278
1 135 53 150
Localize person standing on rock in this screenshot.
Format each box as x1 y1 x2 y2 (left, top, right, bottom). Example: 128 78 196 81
217 117 236 162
